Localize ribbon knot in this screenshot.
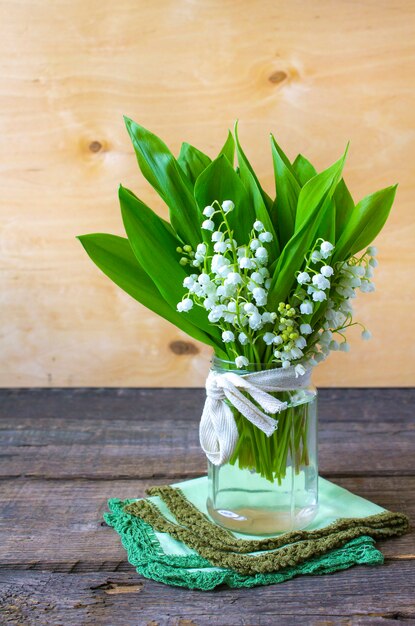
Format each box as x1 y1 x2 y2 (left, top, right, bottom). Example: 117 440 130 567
199 366 311 466
204 373 227 402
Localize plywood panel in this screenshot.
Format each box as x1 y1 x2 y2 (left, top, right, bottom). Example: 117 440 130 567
0 0 414 386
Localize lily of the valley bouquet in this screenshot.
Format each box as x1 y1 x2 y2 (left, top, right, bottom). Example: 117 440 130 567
79 119 396 497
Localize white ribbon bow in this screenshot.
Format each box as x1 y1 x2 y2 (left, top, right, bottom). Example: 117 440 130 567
199 366 311 466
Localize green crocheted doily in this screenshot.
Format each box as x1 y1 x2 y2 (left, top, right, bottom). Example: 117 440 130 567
124 487 408 576
105 498 388 590
104 478 409 591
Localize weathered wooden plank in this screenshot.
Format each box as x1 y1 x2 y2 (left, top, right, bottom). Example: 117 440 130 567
0 388 207 423
2 410 413 451
1 388 414 423
0 389 414 479
2 440 414 480
0 476 412 572
1 564 414 626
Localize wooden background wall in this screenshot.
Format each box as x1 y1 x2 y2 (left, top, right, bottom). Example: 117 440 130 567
1 0 414 387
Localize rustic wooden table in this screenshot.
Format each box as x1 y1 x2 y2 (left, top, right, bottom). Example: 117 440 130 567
0 388 414 625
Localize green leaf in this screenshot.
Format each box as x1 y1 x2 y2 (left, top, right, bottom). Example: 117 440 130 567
271 135 300 181
292 154 317 186
334 184 397 260
194 154 256 245
218 130 235 165
295 148 348 231
77 233 218 348
235 123 274 209
316 197 336 244
234 123 279 259
271 136 301 247
119 184 222 344
334 178 354 240
269 196 278 230
124 117 201 247
268 195 335 307
177 143 211 186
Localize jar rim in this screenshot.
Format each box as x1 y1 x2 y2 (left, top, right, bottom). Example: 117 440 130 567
211 356 315 382
211 355 285 373
212 356 275 367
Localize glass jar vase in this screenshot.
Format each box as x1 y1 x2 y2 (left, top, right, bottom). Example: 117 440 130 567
206 358 318 535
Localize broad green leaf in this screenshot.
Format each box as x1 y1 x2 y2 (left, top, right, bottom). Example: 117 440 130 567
268 194 335 307
119 184 222 344
271 135 300 181
292 154 317 186
295 148 348 231
269 196 278 233
316 197 336 244
194 155 256 245
235 122 274 210
271 136 301 247
124 117 201 247
177 143 211 186
234 123 279 259
218 130 235 165
334 185 397 260
77 233 219 349
334 178 354 240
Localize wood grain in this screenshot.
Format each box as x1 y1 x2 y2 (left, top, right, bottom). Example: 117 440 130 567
0 0 414 387
0 388 414 624
1 566 415 625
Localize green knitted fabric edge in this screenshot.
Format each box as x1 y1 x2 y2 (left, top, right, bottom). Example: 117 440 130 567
145 485 409 554
124 497 408 575
104 498 385 590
